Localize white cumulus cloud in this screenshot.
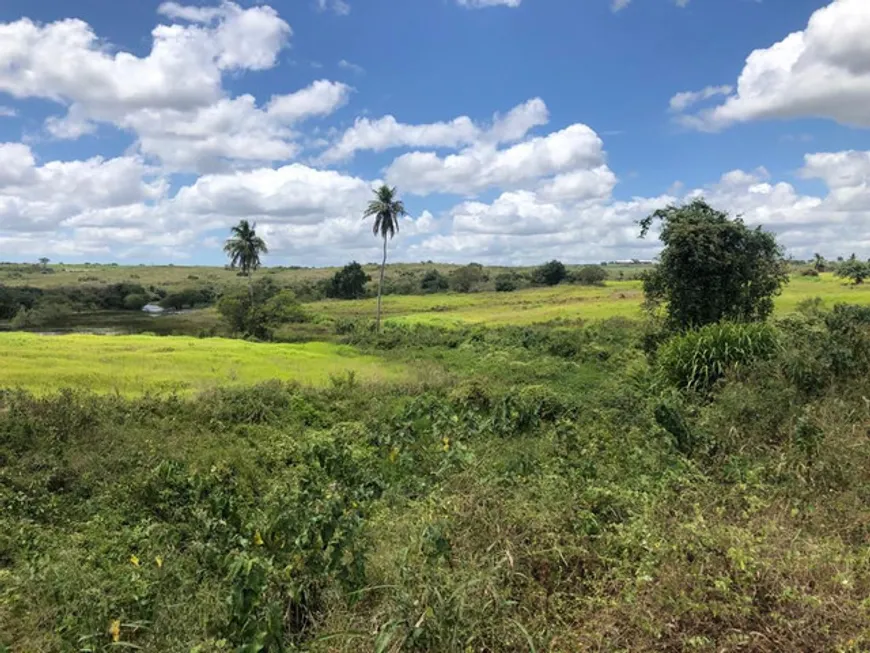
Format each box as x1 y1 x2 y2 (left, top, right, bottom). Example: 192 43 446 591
0 4 350 173
385 123 606 196
320 97 548 163
0 143 165 237
673 0 870 130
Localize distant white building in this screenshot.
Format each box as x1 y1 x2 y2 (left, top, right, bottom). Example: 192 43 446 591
142 303 164 314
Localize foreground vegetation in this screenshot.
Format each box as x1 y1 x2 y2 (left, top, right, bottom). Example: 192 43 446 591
2 308 870 651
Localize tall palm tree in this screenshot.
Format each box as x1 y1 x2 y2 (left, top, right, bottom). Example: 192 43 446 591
364 185 406 332
223 220 269 297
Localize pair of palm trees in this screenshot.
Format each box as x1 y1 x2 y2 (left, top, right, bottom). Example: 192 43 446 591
224 185 405 331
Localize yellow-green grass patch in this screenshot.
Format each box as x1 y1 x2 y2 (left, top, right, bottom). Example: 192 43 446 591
308 274 870 326
774 273 870 312
0 333 407 395
313 282 645 326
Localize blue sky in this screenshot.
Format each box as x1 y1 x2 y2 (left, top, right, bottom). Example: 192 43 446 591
0 0 868 265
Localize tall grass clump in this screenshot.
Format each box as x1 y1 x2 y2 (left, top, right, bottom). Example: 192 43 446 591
658 321 780 391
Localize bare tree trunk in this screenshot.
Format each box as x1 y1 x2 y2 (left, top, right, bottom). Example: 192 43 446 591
377 236 387 333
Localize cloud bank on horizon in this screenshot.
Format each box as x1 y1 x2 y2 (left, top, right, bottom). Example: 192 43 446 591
0 0 868 265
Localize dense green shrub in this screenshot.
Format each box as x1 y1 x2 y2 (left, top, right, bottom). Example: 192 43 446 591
381 271 420 296
531 260 566 286
420 269 449 294
834 253 869 285
449 263 487 293
123 293 149 310
494 272 518 292
640 199 788 328
96 282 152 310
283 278 328 302
9 305 33 328
779 303 870 393
262 289 307 324
10 300 74 328
217 281 309 339
327 262 370 299
0 282 166 320
569 264 608 285
658 321 780 391
0 284 42 319
159 287 214 310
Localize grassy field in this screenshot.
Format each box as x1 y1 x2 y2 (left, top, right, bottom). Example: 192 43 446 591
312 281 643 325
307 273 870 325
0 333 407 395
774 273 870 311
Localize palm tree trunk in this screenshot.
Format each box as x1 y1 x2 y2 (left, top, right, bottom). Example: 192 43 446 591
377 236 387 333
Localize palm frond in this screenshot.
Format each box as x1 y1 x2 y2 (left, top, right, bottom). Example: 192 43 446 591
363 185 407 241
224 220 268 273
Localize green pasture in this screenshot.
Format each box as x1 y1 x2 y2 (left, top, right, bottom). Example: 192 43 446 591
308 273 870 326
774 273 870 311
0 333 406 395
313 281 645 325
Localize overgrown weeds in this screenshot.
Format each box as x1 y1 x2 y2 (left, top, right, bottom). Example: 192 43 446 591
3 307 870 651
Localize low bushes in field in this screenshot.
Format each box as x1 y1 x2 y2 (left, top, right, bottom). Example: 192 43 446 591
449 263 488 293
217 279 309 339
778 302 870 393
326 261 370 299
10 300 74 328
0 281 222 330
494 272 519 292
568 264 608 285
657 321 780 391
419 269 449 294
531 259 566 286
158 286 215 310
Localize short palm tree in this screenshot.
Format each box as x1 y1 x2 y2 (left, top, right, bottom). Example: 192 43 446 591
364 185 406 332
223 220 268 296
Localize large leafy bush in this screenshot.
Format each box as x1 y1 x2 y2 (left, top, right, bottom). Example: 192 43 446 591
640 199 788 329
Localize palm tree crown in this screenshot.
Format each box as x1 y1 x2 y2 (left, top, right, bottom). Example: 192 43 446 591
223 220 268 276
364 185 406 333
364 185 406 240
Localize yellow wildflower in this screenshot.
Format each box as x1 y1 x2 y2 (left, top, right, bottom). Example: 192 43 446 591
253 531 264 546
129 555 140 567
388 447 399 463
109 619 121 642
155 555 163 568
442 437 450 452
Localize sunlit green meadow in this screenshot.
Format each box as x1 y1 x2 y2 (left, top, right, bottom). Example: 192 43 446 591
313 281 646 325
308 274 870 325
4 274 870 396
0 333 407 395
774 273 870 311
